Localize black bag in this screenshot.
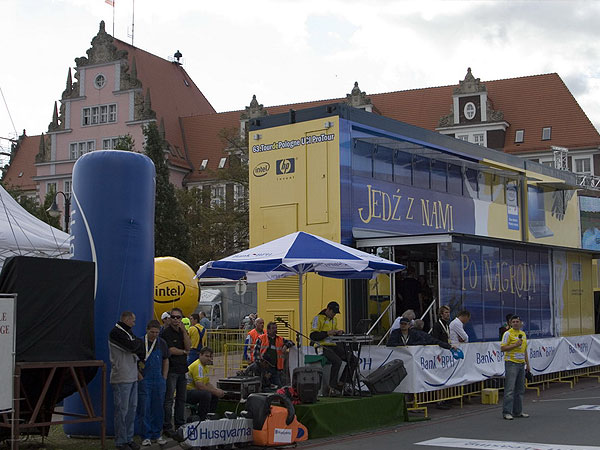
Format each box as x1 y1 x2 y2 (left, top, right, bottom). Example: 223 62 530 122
363 359 407 394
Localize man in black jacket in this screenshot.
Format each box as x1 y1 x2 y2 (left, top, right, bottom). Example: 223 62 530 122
161 307 191 434
431 305 451 344
108 311 144 450
387 317 453 349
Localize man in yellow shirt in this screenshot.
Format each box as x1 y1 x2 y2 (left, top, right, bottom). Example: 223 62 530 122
500 315 530 420
187 314 207 365
186 347 224 421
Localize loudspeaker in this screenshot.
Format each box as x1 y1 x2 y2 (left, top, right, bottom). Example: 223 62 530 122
363 359 407 394
292 366 323 403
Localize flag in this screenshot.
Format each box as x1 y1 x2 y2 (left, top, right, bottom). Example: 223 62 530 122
105 0 114 6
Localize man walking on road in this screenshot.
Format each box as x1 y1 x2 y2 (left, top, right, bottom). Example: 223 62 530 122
501 315 530 420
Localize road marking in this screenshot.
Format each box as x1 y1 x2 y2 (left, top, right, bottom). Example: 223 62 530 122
533 396 600 402
569 405 600 411
415 437 600 450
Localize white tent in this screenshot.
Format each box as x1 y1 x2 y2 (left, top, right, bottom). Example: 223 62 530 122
0 184 70 270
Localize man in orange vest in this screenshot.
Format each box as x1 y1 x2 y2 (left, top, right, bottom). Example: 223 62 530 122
254 321 293 388
244 317 264 362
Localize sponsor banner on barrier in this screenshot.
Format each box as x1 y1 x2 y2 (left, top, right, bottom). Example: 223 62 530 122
354 334 600 393
416 437 600 450
0 296 16 412
183 418 253 447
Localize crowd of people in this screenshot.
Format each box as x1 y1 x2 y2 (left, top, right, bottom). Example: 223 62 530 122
108 308 216 450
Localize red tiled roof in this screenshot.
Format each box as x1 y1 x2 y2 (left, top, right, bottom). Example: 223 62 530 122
113 39 215 169
2 134 40 192
179 73 600 179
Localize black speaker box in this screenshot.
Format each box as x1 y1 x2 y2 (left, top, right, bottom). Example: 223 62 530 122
292 366 323 403
364 359 407 394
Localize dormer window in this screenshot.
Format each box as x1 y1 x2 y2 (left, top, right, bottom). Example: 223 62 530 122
542 127 552 140
200 159 208 170
515 130 524 143
464 102 476 120
218 157 227 169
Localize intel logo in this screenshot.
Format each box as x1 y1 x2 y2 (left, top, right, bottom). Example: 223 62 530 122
253 162 270 177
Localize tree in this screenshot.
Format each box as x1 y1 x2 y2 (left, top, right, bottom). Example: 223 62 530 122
114 134 135 151
143 123 190 260
178 126 249 267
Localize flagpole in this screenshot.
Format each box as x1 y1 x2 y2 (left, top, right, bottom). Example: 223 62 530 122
112 1 115 36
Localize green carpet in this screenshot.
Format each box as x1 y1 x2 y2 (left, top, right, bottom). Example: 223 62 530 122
217 393 407 439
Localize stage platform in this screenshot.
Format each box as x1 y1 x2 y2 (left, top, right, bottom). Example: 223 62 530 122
217 393 408 439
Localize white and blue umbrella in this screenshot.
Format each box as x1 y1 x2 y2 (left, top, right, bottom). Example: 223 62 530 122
195 231 405 335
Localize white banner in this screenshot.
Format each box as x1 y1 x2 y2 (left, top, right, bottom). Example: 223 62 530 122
182 418 253 447
0 295 16 412
353 334 600 393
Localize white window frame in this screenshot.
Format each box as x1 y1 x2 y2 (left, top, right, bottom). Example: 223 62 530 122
515 130 524 143
94 73 106 89
211 184 226 207
82 103 117 126
464 102 476 120
542 127 552 140
64 180 72 196
456 135 469 141
69 140 95 160
574 157 592 175
473 133 485 146
102 137 121 150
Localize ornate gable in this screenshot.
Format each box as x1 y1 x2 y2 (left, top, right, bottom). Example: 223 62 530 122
75 21 127 68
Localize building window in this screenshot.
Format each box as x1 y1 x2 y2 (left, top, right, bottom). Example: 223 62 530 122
233 184 246 204
64 180 72 196
457 135 469 141
200 159 208 171
515 130 524 143
46 182 57 199
69 140 95 160
574 157 591 174
211 184 225 207
540 160 554 168
94 74 106 89
464 102 476 120
473 133 485 146
82 103 117 126
218 157 227 169
542 127 552 140
102 137 121 150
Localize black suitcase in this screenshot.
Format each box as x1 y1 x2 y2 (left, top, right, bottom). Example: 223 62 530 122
292 366 323 403
363 359 407 394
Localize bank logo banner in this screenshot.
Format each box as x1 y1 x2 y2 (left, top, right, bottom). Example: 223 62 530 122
276 158 295 175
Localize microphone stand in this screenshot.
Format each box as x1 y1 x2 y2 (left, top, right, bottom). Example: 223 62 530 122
276 317 313 368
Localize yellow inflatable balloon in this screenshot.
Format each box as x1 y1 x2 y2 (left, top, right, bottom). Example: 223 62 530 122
154 257 199 321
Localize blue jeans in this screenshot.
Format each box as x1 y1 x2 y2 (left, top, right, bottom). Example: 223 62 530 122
503 361 526 416
163 372 187 430
112 382 137 446
137 377 166 440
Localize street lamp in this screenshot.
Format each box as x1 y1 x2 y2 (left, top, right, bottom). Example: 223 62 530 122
46 191 71 233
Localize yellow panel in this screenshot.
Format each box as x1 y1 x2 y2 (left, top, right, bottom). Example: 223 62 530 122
265 309 294 340
565 253 583 335
306 131 329 224
261 204 298 243
527 187 580 248
267 276 299 300
579 254 595 334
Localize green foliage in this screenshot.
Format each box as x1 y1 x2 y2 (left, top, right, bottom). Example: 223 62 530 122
1 182 62 229
143 122 190 260
178 127 249 268
113 134 135 151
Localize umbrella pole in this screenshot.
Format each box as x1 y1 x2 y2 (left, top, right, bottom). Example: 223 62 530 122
298 273 303 368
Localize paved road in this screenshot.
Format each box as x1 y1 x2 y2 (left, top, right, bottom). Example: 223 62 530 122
299 377 600 450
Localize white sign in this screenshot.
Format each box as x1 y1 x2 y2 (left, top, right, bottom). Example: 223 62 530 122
235 279 247 296
416 437 600 450
0 295 16 412
182 418 253 447
569 405 600 411
274 428 292 443
352 334 600 393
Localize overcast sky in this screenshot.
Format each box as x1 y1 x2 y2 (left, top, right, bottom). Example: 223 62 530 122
1 0 599 159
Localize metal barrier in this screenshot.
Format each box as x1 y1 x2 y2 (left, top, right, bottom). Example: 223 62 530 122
408 365 600 416
204 329 247 380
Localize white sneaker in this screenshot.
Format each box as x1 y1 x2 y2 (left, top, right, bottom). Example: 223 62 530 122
503 414 513 420
156 437 167 445
515 413 530 418
141 439 152 446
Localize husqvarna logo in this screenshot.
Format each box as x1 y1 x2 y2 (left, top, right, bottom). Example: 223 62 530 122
253 162 270 177
276 158 295 175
